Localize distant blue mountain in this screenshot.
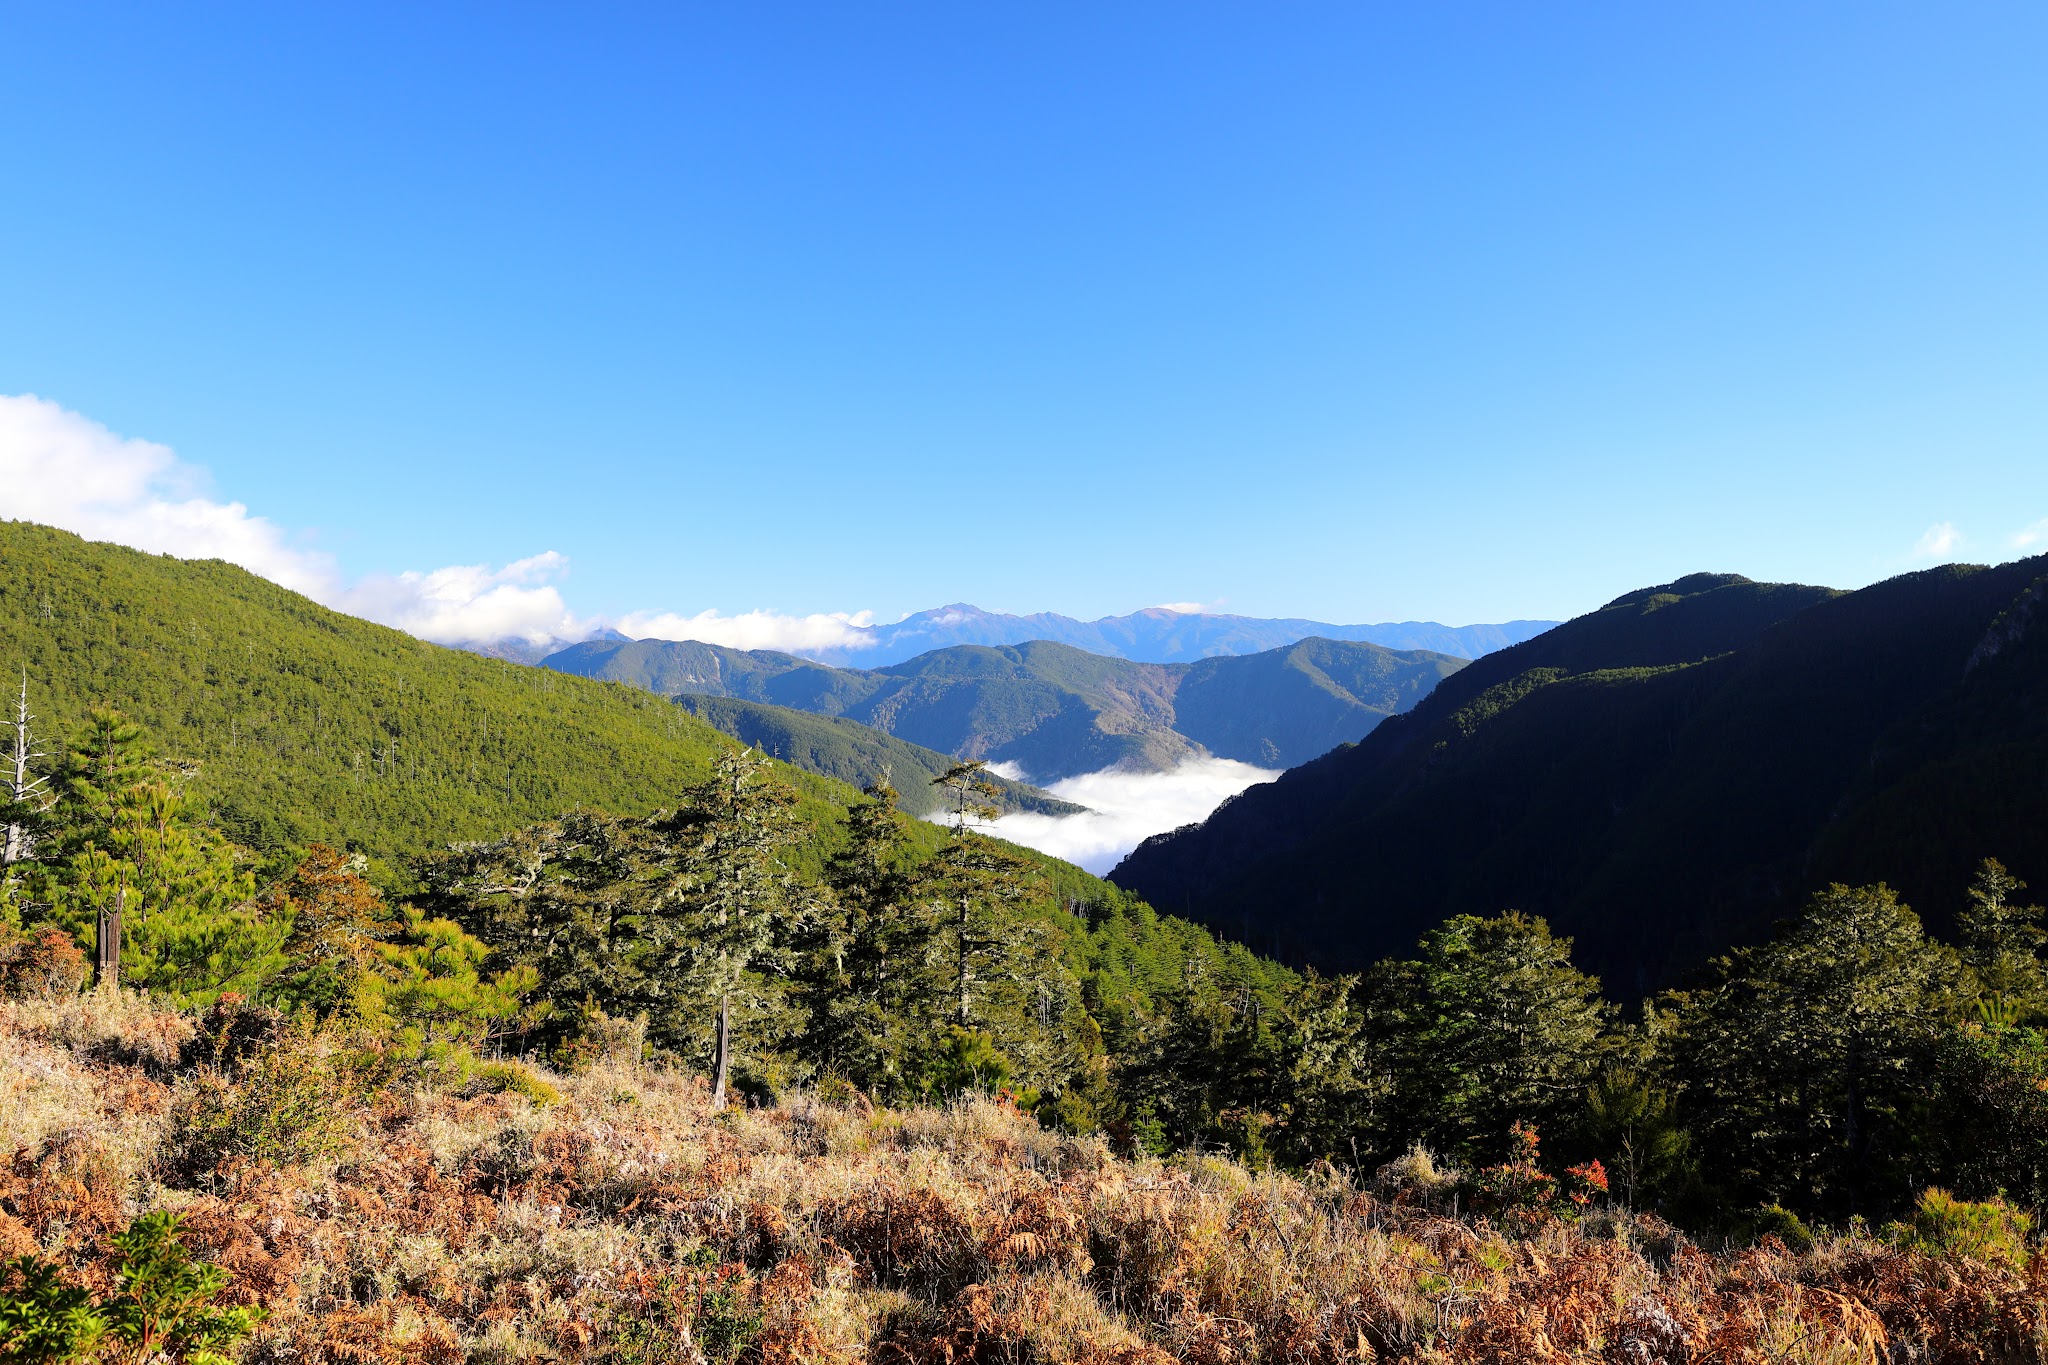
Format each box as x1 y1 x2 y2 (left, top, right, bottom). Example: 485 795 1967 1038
809 604 1554 668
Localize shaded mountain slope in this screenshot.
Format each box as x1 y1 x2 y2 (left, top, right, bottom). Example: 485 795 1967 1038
1111 564 2048 997
670 694 1084 819
547 636 1467 782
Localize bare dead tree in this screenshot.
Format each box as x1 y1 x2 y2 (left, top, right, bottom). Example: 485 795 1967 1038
3 670 54 867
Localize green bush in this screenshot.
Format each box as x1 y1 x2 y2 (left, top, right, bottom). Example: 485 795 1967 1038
0 1212 262 1365
1740 1202 1818 1252
163 1026 356 1183
1886 1188 2034 1270
470 1058 563 1107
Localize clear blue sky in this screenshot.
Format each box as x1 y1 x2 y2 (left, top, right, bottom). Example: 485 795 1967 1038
4 3 2044 628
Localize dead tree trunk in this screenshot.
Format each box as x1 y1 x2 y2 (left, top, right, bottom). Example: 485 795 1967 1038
97 887 124 990
711 993 732 1109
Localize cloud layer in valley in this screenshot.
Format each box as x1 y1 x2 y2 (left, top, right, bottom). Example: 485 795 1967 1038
0 393 873 654
969 757 1280 875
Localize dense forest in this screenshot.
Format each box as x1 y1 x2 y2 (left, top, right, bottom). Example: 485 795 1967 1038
1 530 2045 1360
1117 563 2048 998
668 694 1083 820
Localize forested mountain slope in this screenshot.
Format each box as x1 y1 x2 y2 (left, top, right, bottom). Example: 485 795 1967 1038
0 522 774 859
0 522 1280 1000
671 694 1083 818
1112 564 2048 997
547 635 1465 781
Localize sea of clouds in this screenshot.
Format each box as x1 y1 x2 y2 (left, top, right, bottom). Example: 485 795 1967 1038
970 757 1280 875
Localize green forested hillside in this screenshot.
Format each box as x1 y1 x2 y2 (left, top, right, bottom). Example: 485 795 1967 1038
1114 564 2048 996
0 521 1292 1023
671 694 1082 818
0 523 755 860
548 634 1465 780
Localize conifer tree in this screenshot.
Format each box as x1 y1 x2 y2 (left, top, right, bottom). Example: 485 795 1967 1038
1664 883 1963 1216
367 908 541 1053
803 783 937 1095
1374 912 1613 1160
427 811 659 1047
1956 857 2048 1018
644 749 810 1107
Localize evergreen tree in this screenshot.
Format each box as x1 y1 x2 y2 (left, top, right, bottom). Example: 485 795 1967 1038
427 811 660 1048
1377 913 1613 1161
366 908 541 1053
1956 858 2048 1019
1663 883 1964 1217
802 783 939 1096
918 827 1077 1091
643 749 812 1107
51 778 285 1007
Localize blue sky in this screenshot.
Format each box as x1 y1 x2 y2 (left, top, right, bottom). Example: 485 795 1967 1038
3 3 2045 643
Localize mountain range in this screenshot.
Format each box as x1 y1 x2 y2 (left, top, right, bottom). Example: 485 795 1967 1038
808 604 1556 667
474 605 1555 669
544 635 1467 783
1112 563 2048 998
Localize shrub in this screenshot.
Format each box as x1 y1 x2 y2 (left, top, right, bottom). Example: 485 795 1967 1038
469 1059 562 1107
917 1026 1013 1100
1739 1202 1818 1252
1374 1142 1462 1206
0 1212 263 1365
161 1026 356 1184
0 1254 104 1364
101 1210 266 1365
0 928 89 1002
1886 1187 2035 1269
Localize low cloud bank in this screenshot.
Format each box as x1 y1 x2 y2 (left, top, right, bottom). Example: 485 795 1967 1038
968 757 1280 875
614 607 875 654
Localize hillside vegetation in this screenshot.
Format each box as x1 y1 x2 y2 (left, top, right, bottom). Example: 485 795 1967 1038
4 996 2043 1363
0 522 743 862
1114 564 2048 996
671 695 1083 819
4 535 2048 1360
547 636 1464 781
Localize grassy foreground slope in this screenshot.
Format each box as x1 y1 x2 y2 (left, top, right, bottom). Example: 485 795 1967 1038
5 994 2040 1363
0 522 775 859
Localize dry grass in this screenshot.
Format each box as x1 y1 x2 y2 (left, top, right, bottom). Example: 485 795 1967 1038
2 999 2044 1363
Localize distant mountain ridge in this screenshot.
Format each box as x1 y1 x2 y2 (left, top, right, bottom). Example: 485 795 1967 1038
1111 563 2048 998
827 604 1554 667
469 605 1554 669
545 635 1467 783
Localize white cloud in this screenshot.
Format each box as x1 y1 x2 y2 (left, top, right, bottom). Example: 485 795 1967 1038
0 393 599 648
0 392 337 595
1151 600 1224 615
335 553 590 647
957 756 1279 875
0 392 890 654
1912 522 1962 559
613 607 876 654
2013 519 2048 550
